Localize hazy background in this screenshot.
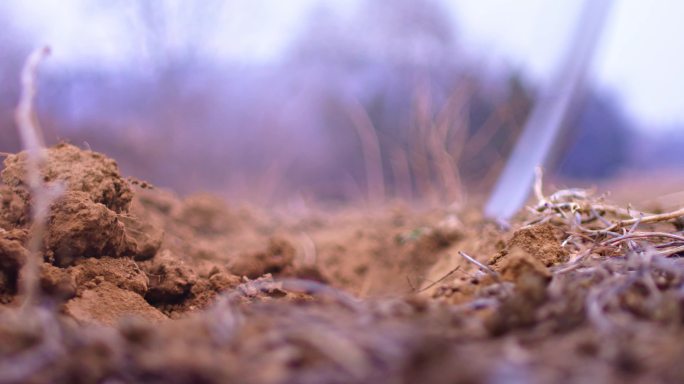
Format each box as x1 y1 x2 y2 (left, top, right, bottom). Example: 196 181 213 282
1 0 683 204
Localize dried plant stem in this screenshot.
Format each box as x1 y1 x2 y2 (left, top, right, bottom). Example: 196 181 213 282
602 231 684 246
409 86 438 202
657 245 684 257
590 204 647 220
613 207 684 229
389 147 413 201
429 83 468 203
418 266 461 293
533 166 546 203
457 251 500 279
346 98 385 205
15 46 55 309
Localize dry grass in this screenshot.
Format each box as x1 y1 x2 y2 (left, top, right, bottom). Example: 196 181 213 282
13 46 63 309
528 168 684 260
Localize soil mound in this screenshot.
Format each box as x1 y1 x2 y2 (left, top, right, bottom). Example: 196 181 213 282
1 144 684 383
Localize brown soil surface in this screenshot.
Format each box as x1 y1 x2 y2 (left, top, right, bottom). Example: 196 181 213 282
0 143 683 383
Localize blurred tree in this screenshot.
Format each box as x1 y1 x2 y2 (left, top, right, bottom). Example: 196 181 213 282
58 0 233 190
286 0 539 201
286 0 469 200
557 91 630 178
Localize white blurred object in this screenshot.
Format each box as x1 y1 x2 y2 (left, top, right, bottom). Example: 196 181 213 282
484 0 615 222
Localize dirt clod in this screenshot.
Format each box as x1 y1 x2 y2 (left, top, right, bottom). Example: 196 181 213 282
70 257 149 296
0 230 28 299
0 186 28 229
40 263 77 299
230 237 296 278
495 246 551 285
142 250 197 304
177 194 235 235
490 223 568 269
118 214 163 261
1 143 133 213
64 282 167 326
45 191 129 267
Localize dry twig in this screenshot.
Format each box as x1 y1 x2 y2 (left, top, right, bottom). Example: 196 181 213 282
417 266 462 293
613 207 684 229
457 251 500 280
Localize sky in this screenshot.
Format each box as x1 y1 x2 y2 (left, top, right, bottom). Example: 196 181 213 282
454 0 684 132
4 0 684 132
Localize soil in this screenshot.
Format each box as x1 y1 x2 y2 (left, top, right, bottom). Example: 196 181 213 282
0 143 684 383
